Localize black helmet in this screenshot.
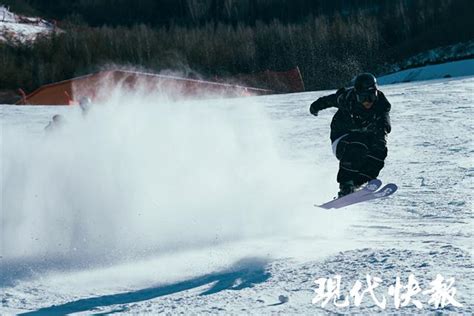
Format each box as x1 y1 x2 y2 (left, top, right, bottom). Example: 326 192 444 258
354 73 378 103
354 73 377 92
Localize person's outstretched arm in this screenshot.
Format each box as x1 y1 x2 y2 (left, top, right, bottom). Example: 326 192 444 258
309 88 346 116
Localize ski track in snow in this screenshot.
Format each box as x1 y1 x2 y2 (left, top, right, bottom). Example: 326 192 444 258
1 76 473 314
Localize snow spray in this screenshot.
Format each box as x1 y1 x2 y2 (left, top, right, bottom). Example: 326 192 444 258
1 82 357 270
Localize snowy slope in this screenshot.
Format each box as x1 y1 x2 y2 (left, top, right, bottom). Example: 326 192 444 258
1 76 473 314
0 6 56 43
389 40 474 72
378 58 474 85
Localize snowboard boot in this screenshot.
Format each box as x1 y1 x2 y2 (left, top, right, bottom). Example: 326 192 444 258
338 180 355 198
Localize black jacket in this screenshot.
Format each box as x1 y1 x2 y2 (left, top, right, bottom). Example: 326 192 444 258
310 87 391 142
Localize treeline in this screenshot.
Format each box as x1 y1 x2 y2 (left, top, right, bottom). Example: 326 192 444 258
1 0 473 97
2 0 426 27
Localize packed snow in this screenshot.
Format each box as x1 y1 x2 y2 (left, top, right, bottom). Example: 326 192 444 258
1 76 473 314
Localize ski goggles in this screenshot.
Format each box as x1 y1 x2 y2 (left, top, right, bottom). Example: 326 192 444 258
356 89 378 103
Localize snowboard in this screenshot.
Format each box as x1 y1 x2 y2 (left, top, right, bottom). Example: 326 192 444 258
316 180 397 209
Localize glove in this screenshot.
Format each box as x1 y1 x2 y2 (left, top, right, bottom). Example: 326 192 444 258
309 105 319 116
309 100 321 116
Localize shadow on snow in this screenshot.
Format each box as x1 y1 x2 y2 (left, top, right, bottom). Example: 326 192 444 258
20 257 271 315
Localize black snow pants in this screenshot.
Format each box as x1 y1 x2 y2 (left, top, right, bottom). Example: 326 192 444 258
334 132 387 186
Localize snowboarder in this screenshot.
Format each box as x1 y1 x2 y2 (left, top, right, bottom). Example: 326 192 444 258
310 73 391 197
79 96 92 116
44 114 65 132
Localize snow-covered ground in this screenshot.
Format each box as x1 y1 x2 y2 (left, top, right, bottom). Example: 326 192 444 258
0 6 55 43
1 76 473 314
378 59 474 85
390 40 474 72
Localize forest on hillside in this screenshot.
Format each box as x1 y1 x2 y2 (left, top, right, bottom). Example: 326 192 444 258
5 0 448 27
1 0 473 99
